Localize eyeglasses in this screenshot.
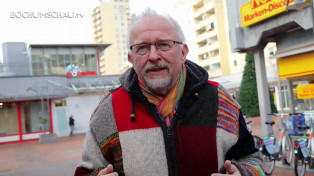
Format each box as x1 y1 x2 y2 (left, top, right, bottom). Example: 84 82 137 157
130 40 183 55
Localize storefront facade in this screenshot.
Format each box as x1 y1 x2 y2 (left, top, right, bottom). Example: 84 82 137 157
0 42 121 144
226 0 314 136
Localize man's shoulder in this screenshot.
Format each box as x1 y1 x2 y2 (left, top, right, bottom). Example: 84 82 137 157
90 86 128 121
206 80 240 108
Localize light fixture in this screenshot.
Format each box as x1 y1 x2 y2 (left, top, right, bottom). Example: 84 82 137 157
286 0 311 11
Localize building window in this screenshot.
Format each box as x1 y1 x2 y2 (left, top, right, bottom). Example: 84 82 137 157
234 60 238 66
202 53 208 60
269 47 274 55
211 22 215 29
31 55 44 75
203 65 210 72
210 63 221 72
55 100 66 107
72 54 84 71
85 54 97 72
210 49 219 57
21 101 50 133
0 103 18 136
281 85 290 109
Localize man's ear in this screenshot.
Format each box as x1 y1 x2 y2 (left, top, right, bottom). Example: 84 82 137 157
181 44 189 62
128 53 133 63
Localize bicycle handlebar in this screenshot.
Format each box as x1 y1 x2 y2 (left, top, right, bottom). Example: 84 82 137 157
265 121 275 126
267 113 290 116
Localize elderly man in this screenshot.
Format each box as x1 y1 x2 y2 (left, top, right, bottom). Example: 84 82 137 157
75 9 264 176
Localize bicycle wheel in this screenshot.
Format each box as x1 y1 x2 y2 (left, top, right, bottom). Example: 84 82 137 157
282 135 293 165
253 135 262 149
294 154 306 176
262 154 275 175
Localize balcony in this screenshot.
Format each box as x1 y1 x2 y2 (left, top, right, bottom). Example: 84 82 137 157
196 30 217 43
193 1 215 19
198 58 210 67
197 42 219 56
208 55 220 64
192 0 202 7
194 16 211 31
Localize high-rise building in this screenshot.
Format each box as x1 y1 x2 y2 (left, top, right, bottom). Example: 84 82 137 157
92 0 131 75
174 0 246 78
193 0 246 77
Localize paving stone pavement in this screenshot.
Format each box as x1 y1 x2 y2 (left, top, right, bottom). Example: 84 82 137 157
0 117 314 176
0 135 84 176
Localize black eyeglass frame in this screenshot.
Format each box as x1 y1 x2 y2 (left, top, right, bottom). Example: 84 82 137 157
129 40 183 55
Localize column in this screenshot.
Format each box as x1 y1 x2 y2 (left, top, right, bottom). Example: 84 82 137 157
254 47 274 137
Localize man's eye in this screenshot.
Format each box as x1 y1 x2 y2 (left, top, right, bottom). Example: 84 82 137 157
137 45 148 51
158 42 170 47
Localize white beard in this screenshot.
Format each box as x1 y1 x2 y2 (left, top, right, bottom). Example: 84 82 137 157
141 62 175 96
143 74 172 90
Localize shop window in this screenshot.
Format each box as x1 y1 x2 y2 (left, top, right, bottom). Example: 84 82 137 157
21 101 50 133
0 103 18 136
281 85 290 109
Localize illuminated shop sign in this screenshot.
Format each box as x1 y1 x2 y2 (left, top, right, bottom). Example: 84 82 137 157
241 0 295 27
297 84 314 99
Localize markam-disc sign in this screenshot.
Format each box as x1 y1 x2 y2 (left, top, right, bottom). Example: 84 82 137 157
241 0 294 27
297 84 314 99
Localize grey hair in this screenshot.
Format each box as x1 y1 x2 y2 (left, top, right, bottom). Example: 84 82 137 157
127 8 186 50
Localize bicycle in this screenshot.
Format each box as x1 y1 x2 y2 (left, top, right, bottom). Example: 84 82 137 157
246 120 263 149
258 113 293 175
294 119 314 176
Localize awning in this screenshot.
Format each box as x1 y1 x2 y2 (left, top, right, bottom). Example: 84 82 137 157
278 51 314 78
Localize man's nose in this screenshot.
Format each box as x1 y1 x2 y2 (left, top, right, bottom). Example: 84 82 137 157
148 44 160 61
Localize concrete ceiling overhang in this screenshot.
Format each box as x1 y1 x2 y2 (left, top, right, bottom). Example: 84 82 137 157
227 2 313 53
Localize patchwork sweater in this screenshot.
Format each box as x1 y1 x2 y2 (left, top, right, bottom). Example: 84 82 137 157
75 60 264 176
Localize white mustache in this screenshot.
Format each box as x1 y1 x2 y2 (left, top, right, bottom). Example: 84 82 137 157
143 62 170 73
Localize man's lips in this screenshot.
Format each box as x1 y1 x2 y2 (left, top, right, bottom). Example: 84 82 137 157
146 67 167 73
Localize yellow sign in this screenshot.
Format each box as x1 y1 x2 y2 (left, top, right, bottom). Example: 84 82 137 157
277 51 314 78
241 0 295 27
297 84 314 99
